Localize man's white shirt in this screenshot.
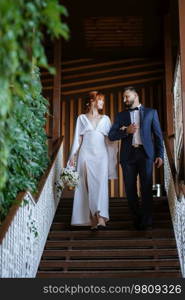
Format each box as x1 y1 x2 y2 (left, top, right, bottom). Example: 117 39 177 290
129 104 142 146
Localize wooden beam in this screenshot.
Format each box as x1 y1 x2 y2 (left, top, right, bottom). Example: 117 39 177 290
178 0 185 179
52 39 61 142
59 76 163 95
62 57 147 73
164 14 174 156
62 61 163 81
61 69 164 89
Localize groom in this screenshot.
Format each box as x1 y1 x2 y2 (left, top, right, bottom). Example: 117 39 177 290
108 86 164 230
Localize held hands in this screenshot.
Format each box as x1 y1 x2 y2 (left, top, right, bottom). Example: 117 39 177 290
120 123 139 134
155 157 163 168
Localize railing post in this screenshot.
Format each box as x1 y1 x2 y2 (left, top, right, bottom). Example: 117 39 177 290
178 0 185 179
52 39 62 144
164 14 174 157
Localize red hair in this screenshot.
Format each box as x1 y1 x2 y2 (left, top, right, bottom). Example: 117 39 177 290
84 91 105 113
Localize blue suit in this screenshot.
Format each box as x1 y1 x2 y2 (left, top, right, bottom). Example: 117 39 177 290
108 105 164 228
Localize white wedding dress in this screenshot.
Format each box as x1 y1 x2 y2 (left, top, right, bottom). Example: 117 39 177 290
68 114 118 226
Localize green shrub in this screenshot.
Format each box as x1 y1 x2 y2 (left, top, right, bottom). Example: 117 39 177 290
0 0 69 223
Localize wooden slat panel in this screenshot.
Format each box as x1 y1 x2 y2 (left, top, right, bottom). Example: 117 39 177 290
69 98 75 149
149 86 153 108
41 57 150 76
62 61 163 81
61 100 66 166
60 76 163 95
62 58 93 65
62 69 163 88
164 15 174 141
109 93 115 197
52 39 61 142
141 87 146 106
78 97 82 115
61 100 66 137
84 16 143 49
118 91 125 197
62 57 147 73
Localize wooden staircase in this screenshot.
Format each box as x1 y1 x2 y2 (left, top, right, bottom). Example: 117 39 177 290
37 197 181 278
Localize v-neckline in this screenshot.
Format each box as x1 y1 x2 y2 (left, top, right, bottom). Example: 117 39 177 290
84 114 104 130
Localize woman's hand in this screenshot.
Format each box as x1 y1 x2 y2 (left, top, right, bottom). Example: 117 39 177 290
69 157 75 167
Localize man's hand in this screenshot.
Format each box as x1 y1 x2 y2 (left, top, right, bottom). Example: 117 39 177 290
126 123 138 134
155 157 163 168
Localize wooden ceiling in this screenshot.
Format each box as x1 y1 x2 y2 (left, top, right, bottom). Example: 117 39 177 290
84 16 144 49
62 0 170 60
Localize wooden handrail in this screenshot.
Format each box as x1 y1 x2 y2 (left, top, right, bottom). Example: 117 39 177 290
0 137 64 244
163 133 185 198
34 136 64 202
163 133 176 177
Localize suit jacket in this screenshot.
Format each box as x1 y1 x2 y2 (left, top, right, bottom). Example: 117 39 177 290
108 105 164 163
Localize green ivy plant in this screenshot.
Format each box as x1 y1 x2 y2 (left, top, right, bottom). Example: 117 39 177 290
0 0 69 223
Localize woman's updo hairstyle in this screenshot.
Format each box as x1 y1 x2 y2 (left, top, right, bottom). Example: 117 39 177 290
84 90 104 113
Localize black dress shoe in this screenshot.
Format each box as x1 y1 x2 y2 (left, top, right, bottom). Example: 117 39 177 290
139 223 148 230
97 224 106 230
90 225 98 231
140 216 153 230
133 215 143 230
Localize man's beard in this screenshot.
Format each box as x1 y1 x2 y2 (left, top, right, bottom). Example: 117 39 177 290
124 100 135 108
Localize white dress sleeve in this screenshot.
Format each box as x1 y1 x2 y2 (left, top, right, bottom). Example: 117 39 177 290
68 115 84 163
104 116 118 179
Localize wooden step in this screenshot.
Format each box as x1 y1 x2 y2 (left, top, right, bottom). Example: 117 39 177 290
51 220 172 230
58 199 168 208
42 248 178 259
48 229 175 240
45 238 177 249
59 197 168 202
39 259 179 270
37 270 181 278
56 206 169 214
53 213 171 222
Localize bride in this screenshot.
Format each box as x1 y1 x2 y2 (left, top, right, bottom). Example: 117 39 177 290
68 91 117 230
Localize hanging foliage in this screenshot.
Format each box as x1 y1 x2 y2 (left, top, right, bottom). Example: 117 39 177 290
0 0 69 222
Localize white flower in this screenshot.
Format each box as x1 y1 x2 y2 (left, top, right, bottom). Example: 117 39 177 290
55 166 80 190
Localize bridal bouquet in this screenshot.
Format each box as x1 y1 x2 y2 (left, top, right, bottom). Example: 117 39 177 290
56 166 80 191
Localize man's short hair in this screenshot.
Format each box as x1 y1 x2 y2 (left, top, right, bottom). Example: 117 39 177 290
123 86 138 94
